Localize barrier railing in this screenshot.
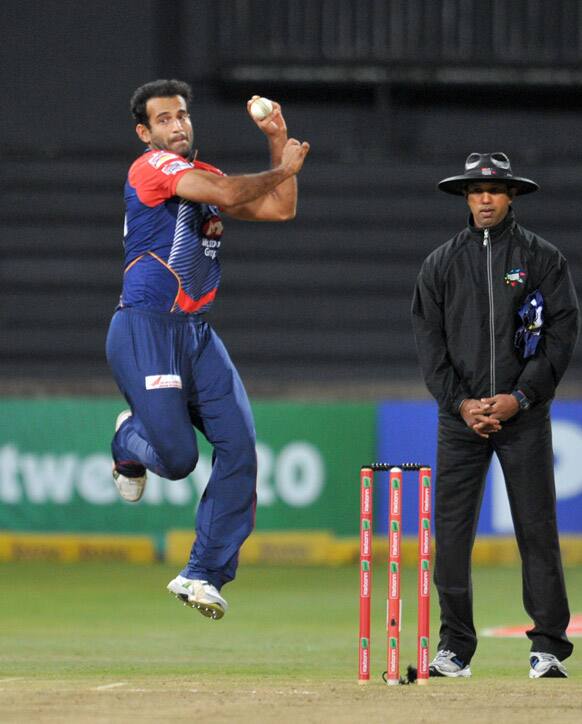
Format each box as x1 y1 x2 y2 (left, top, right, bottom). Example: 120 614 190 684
218 0 582 84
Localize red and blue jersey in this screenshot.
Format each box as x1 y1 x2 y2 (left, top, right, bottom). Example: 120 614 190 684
121 149 224 314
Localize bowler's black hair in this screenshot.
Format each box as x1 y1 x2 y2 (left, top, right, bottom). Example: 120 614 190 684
130 79 192 127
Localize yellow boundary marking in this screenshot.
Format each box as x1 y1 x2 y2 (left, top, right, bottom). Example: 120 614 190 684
1 531 579 566
0 533 155 564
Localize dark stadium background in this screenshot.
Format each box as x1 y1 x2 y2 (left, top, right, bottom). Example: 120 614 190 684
1 0 581 398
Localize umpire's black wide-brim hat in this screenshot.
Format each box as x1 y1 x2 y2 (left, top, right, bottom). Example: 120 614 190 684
438 152 539 196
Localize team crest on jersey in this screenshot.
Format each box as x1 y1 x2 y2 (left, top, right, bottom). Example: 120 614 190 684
202 214 223 240
504 268 526 286
148 151 178 169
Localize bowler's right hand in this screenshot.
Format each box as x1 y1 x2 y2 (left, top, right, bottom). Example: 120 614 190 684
247 96 287 138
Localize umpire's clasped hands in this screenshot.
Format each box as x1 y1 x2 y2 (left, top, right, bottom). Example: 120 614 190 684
460 394 520 438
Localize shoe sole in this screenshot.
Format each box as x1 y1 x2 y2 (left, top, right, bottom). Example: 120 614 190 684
115 410 132 432
529 666 568 679
113 411 147 502
167 583 225 620
112 469 146 502
429 666 472 678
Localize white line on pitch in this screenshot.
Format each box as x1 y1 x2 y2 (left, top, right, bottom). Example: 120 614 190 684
94 682 128 690
0 678 25 683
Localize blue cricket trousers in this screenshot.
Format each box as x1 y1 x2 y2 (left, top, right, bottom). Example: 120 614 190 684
106 307 257 589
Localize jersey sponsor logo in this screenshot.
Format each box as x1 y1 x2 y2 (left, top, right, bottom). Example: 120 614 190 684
201 213 223 259
148 151 179 169
162 160 192 176
145 374 183 390
504 268 526 286
202 238 221 259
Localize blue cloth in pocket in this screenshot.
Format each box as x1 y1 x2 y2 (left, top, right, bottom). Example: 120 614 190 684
514 290 544 359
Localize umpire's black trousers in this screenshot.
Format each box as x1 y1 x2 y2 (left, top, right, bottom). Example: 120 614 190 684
435 401 573 664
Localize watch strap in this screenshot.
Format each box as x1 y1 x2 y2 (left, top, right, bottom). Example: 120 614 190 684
511 389 530 410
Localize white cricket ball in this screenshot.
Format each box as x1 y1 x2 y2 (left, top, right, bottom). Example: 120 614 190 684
250 97 274 121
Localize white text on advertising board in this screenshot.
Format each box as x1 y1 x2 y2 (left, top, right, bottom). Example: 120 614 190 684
0 441 325 508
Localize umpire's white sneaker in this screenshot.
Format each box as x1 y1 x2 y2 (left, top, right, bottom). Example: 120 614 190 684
112 410 147 502
429 650 472 678
167 575 228 620
529 652 568 679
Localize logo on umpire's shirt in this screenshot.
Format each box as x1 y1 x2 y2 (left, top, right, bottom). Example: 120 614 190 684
504 268 526 286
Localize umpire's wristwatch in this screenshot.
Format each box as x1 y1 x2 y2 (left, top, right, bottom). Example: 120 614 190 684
511 389 531 411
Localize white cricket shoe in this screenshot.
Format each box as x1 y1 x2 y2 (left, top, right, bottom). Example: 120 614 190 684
112 410 147 502
429 650 472 678
529 652 568 679
167 575 229 620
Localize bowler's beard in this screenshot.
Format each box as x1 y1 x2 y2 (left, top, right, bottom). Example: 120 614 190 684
150 132 193 159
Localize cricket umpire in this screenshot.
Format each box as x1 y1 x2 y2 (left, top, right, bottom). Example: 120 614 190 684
411 152 579 678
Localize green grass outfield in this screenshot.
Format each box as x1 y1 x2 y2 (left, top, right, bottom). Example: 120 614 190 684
0 562 581 723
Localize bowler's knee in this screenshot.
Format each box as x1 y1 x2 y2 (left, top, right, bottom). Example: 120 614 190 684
161 446 199 481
